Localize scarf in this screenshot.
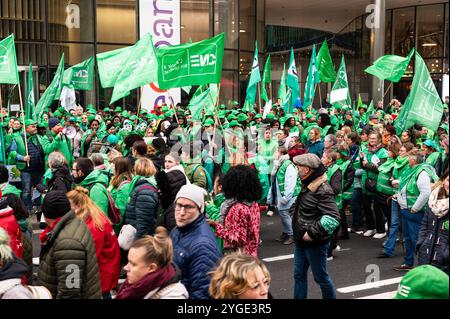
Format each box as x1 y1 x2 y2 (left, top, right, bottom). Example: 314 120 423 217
127 175 157 201
39 217 63 244
115 264 176 299
219 198 253 225
367 143 382 154
394 156 409 170
428 186 449 218
301 163 327 188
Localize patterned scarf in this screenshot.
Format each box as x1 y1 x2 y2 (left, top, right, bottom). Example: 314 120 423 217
428 186 449 218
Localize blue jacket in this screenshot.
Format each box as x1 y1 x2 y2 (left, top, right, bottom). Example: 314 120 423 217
416 208 449 274
170 214 222 299
307 140 324 158
124 179 159 239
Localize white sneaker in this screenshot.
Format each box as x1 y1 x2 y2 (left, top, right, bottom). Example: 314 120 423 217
266 210 274 217
334 245 341 252
327 256 334 261
373 232 387 239
363 229 376 237
385 222 388 231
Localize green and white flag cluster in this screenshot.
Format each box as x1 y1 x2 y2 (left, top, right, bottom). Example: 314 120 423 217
34 54 65 121
303 44 320 108
365 48 414 82
187 84 219 121
157 33 225 90
243 41 261 112
0 34 19 84
330 55 351 110
286 48 299 112
395 53 444 134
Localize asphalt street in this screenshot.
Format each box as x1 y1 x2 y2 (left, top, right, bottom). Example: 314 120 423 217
30 211 408 299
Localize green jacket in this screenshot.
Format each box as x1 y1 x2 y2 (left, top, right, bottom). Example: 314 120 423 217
376 157 396 196
79 170 109 215
37 211 101 299
0 183 22 197
184 162 207 190
205 192 225 251
40 132 74 169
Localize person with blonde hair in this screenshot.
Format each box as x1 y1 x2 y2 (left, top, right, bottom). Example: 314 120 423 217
67 187 121 299
124 158 159 239
115 226 188 299
209 252 270 299
307 127 324 158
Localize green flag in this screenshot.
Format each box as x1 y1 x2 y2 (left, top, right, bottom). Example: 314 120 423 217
317 40 336 83
187 84 218 121
367 100 375 115
330 55 351 110
357 94 363 110
97 46 133 88
365 48 414 82
0 34 19 84
26 63 35 120
394 53 444 134
110 33 158 104
0 124 6 163
34 54 65 121
304 44 320 107
244 41 261 108
286 48 300 110
157 33 225 90
261 55 271 103
278 63 287 104
63 56 95 90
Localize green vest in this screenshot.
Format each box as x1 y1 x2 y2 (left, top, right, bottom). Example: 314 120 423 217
401 164 439 213
376 157 396 196
425 152 440 167
362 147 388 194
276 159 301 198
326 163 343 210
9 134 41 170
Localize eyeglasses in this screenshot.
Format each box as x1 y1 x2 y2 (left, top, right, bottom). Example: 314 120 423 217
175 203 197 212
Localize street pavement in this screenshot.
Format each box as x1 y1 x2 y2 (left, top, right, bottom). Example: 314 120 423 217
30 211 408 299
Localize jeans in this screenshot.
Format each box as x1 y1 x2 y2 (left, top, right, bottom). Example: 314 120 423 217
400 209 424 267
278 208 293 236
383 200 401 256
21 170 43 212
294 242 336 299
350 188 363 228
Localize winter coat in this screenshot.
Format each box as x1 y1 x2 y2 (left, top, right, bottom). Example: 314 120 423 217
184 162 207 190
416 208 449 273
170 214 221 299
79 169 109 215
124 178 159 239
292 173 340 247
307 140 324 158
0 257 33 299
158 170 187 232
215 202 261 257
109 180 131 235
84 215 121 294
0 205 23 259
38 211 101 299
40 132 74 169
45 166 74 193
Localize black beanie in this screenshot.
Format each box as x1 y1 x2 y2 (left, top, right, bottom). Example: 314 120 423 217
42 191 72 219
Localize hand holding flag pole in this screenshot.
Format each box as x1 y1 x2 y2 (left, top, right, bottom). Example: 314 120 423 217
17 84 30 167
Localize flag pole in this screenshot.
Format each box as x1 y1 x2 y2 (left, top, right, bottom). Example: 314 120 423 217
17 83 30 166
0 88 4 126
165 89 180 125
136 87 143 118
269 82 272 101
383 82 393 99
257 83 262 114
318 84 323 108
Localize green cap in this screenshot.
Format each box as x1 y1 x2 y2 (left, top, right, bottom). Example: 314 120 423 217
423 139 437 149
88 115 97 123
37 121 47 128
266 113 275 119
146 113 157 121
68 117 77 122
25 119 37 127
103 107 111 112
394 265 449 299
229 120 240 127
114 107 123 112
129 115 138 121
254 114 262 119
227 114 237 121
232 101 239 106
203 118 214 127
220 104 226 109
122 111 130 118
237 114 248 122
53 110 62 117
360 104 368 109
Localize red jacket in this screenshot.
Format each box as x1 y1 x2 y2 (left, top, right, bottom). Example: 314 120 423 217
0 207 24 259
215 202 260 257
84 215 121 294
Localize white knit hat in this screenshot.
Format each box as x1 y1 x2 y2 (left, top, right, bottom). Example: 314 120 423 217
175 184 207 213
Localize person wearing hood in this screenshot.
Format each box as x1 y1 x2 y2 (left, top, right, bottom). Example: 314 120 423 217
164 152 189 184
115 226 188 299
0 196 24 260
267 146 299 245
72 157 109 215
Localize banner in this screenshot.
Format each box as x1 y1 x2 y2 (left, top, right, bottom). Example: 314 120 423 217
139 0 181 111
63 56 95 90
0 34 19 84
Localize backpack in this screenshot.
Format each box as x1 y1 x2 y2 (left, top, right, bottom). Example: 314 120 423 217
85 183 122 225
191 164 213 193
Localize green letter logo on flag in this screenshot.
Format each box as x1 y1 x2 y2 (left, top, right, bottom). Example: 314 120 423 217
330 55 351 110
63 57 95 90
286 48 300 112
0 34 19 84
365 48 414 82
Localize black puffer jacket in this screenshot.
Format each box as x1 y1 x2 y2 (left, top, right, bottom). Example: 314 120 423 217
124 179 159 239
292 170 340 247
416 208 449 274
47 166 74 193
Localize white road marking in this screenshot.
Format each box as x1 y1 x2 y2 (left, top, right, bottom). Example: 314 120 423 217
337 277 402 293
357 290 398 299
262 254 294 262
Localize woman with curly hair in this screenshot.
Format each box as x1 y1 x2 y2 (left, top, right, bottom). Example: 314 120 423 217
207 165 262 257
209 252 270 299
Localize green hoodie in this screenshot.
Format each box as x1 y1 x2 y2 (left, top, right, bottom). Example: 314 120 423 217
0 183 22 197
79 169 109 215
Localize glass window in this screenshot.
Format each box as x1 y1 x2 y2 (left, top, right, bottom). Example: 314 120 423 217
239 0 256 51
220 71 238 103
223 50 238 70
16 42 47 66
214 0 238 49
49 43 94 66
256 0 265 52
385 9 392 54
392 7 415 56
417 4 445 59
48 0 94 42
97 0 136 44
424 58 444 74
181 0 209 44
0 0 46 40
